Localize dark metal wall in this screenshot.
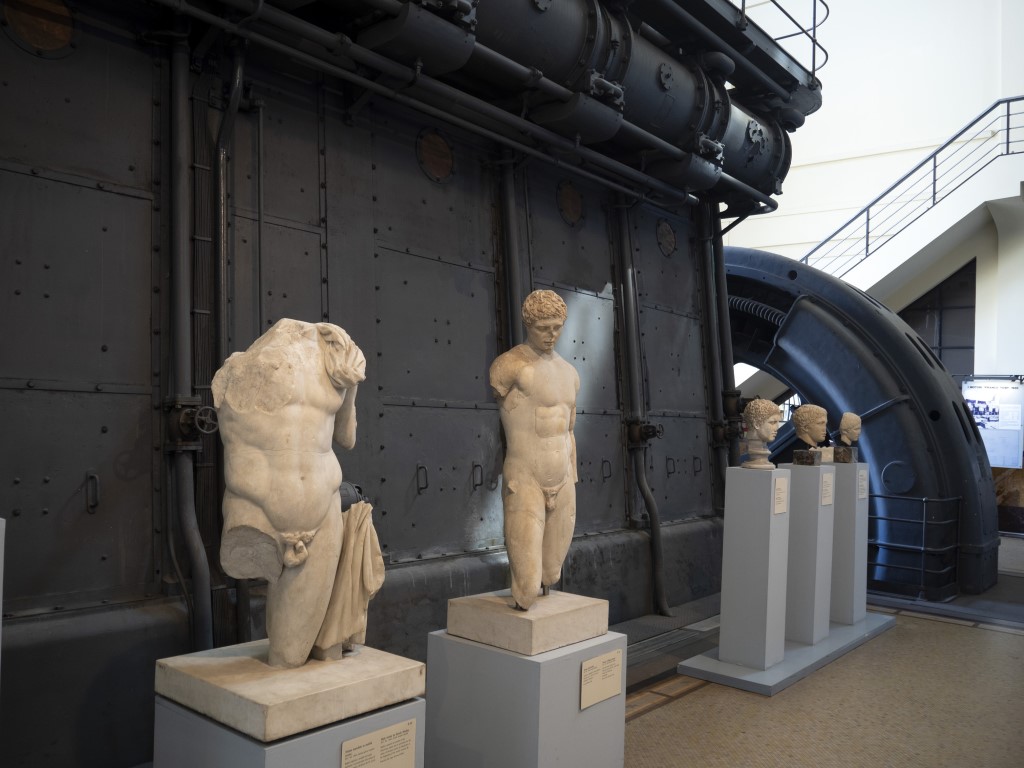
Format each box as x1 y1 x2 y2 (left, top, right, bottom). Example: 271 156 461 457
0 1 818 765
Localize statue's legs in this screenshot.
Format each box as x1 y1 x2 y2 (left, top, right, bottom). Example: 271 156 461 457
503 479 545 610
265 493 344 667
541 482 576 589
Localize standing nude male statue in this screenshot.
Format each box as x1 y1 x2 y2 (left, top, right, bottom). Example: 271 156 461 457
489 290 580 610
213 319 384 667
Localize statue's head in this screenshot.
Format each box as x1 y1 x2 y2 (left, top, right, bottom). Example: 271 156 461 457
317 323 366 389
743 398 783 443
840 411 862 445
522 290 567 354
792 404 828 446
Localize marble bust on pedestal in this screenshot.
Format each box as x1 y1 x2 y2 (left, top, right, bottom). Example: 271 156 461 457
835 411 862 462
212 319 385 667
741 399 783 469
792 404 828 465
489 290 580 611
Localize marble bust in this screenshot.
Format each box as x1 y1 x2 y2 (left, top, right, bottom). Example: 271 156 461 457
489 290 580 610
212 319 385 667
840 412 862 445
792 404 828 449
741 398 782 469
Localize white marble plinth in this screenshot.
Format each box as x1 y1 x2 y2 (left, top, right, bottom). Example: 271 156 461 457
832 463 869 625
426 630 626 768
447 589 608 656
155 639 425 742
154 695 425 768
780 464 836 645
718 467 791 670
679 612 895 696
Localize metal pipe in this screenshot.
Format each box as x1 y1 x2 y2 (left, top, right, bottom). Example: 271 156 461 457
215 42 246 367
616 198 671 617
141 0 700 210
217 1 779 207
632 450 672 616
170 26 213 651
699 202 728 511
500 150 526 347
644 0 793 104
711 213 742 467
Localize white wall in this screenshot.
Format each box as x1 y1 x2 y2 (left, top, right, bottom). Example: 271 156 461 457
725 0 1024 389
725 0 1011 261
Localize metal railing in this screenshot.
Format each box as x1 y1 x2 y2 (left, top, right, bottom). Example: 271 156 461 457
735 0 830 78
802 96 1024 277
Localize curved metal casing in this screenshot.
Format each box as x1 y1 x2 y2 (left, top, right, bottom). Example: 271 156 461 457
726 247 999 598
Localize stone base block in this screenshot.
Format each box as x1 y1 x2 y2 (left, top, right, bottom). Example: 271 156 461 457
447 589 608 655
155 640 425 742
154 695 424 768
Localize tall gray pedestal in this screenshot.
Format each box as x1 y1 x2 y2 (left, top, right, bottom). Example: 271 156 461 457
717 466 791 670
425 630 626 768
831 462 869 625
781 463 836 645
154 696 425 768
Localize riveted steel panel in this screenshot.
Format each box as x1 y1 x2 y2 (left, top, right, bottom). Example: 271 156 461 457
630 207 701 316
551 289 619 413
639 306 708 415
0 171 152 386
527 169 615 296
640 415 714 523
373 405 504 561
0 16 152 188
0 389 154 612
371 104 496 270
573 412 628 533
230 219 324 343
375 248 497 404
232 81 323 227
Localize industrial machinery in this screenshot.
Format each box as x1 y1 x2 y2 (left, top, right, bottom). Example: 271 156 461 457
12 3 985 767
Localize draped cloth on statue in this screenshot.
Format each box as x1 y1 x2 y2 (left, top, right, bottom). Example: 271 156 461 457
315 500 386 656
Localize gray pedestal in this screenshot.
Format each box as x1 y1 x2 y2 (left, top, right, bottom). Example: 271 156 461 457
831 463 869 625
678 612 895 696
154 696 424 768
718 466 791 670
425 630 626 768
781 463 835 645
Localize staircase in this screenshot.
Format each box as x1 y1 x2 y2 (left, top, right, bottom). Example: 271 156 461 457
801 96 1024 278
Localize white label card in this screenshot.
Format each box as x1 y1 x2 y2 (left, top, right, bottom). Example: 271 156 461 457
858 468 869 500
341 719 416 768
820 471 834 506
580 648 622 710
773 476 789 515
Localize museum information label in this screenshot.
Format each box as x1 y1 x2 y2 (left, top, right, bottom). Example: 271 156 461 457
773 476 789 515
857 468 868 500
341 718 416 768
820 472 834 506
580 648 622 710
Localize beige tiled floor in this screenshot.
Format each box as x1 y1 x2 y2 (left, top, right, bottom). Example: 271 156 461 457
625 611 1024 767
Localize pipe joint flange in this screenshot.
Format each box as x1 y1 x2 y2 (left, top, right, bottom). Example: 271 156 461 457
627 420 664 444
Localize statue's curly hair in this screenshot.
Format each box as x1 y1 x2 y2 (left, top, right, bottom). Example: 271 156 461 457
743 398 781 429
522 289 567 326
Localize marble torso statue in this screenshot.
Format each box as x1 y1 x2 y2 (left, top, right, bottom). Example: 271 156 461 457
213 319 384 667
